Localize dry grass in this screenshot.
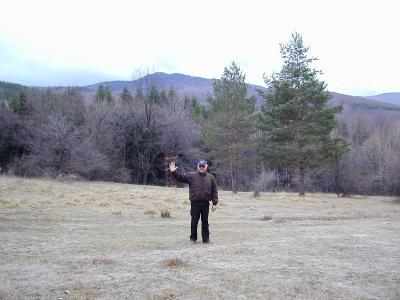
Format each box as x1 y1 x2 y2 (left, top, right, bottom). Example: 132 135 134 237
163 258 188 268
92 258 114 265
1 175 400 299
261 214 273 221
160 209 171 218
144 209 157 215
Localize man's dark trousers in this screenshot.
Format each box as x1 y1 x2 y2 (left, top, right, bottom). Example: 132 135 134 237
190 202 209 242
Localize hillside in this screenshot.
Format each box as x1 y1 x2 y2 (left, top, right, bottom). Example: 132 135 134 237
329 91 400 111
365 92 400 106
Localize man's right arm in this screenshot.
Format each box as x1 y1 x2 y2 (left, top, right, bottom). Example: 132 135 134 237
169 161 190 184
171 170 190 184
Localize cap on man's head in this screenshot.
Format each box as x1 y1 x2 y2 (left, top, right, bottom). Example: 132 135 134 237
197 159 207 166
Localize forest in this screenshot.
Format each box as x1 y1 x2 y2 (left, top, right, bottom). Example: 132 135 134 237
1 33 399 196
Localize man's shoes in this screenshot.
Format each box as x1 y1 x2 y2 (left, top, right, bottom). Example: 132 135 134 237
190 239 197 244
203 240 212 244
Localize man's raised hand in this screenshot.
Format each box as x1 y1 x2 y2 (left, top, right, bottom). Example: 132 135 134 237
169 161 177 172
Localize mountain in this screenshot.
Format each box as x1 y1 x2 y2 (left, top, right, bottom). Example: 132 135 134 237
2 73 400 112
329 92 400 111
80 72 265 105
80 73 400 111
364 93 400 106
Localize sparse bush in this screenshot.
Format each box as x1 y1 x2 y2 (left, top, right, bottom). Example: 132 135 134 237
92 258 114 265
114 167 131 183
253 170 277 196
163 258 187 268
57 173 82 182
273 217 286 223
160 209 171 218
261 215 272 221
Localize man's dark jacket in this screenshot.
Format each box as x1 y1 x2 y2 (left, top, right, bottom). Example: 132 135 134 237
171 170 218 205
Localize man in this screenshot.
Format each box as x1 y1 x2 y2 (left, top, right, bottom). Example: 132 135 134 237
169 159 218 244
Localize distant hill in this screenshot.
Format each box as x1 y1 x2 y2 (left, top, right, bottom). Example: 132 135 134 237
82 72 400 111
0 81 28 101
2 73 400 112
80 72 265 105
329 92 400 111
364 93 400 106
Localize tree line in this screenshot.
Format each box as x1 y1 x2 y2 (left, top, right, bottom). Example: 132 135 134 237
1 33 399 196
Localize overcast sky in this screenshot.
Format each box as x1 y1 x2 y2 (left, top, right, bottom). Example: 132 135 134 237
0 0 398 96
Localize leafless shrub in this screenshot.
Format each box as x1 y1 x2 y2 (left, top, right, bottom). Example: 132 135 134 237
114 167 131 183
111 210 122 215
11 155 42 177
57 173 82 182
253 170 277 196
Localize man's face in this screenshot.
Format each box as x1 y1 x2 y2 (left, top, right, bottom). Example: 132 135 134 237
197 163 207 173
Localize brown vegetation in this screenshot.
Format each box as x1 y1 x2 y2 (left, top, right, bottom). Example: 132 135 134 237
163 258 188 268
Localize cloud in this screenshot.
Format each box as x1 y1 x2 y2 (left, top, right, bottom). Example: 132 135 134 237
0 0 399 95
0 36 115 86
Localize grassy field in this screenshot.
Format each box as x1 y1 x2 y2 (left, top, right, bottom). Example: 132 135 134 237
0 176 399 300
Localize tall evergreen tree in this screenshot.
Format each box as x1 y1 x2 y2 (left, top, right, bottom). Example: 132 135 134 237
259 32 346 196
120 86 133 102
95 85 114 104
204 62 256 192
184 95 204 123
10 92 30 115
9 94 20 112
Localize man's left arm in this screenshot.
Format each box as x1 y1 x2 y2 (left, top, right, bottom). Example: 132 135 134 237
211 175 218 206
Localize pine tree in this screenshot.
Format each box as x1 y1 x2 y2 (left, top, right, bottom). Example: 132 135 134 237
95 85 114 104
259 32 346 196
19 92 27 113
120 86 133 102
9 95 20 112
184 95 204 123
204 62 256 192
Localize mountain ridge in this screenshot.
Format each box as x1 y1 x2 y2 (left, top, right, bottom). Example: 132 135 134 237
1 73 399 111
364 92 400 105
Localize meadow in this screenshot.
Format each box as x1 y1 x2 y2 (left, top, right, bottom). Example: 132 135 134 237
0 176 399 299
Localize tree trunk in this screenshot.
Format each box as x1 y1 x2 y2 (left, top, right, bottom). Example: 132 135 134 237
230 156 236 193
1 159 6 174
299 160 305 196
